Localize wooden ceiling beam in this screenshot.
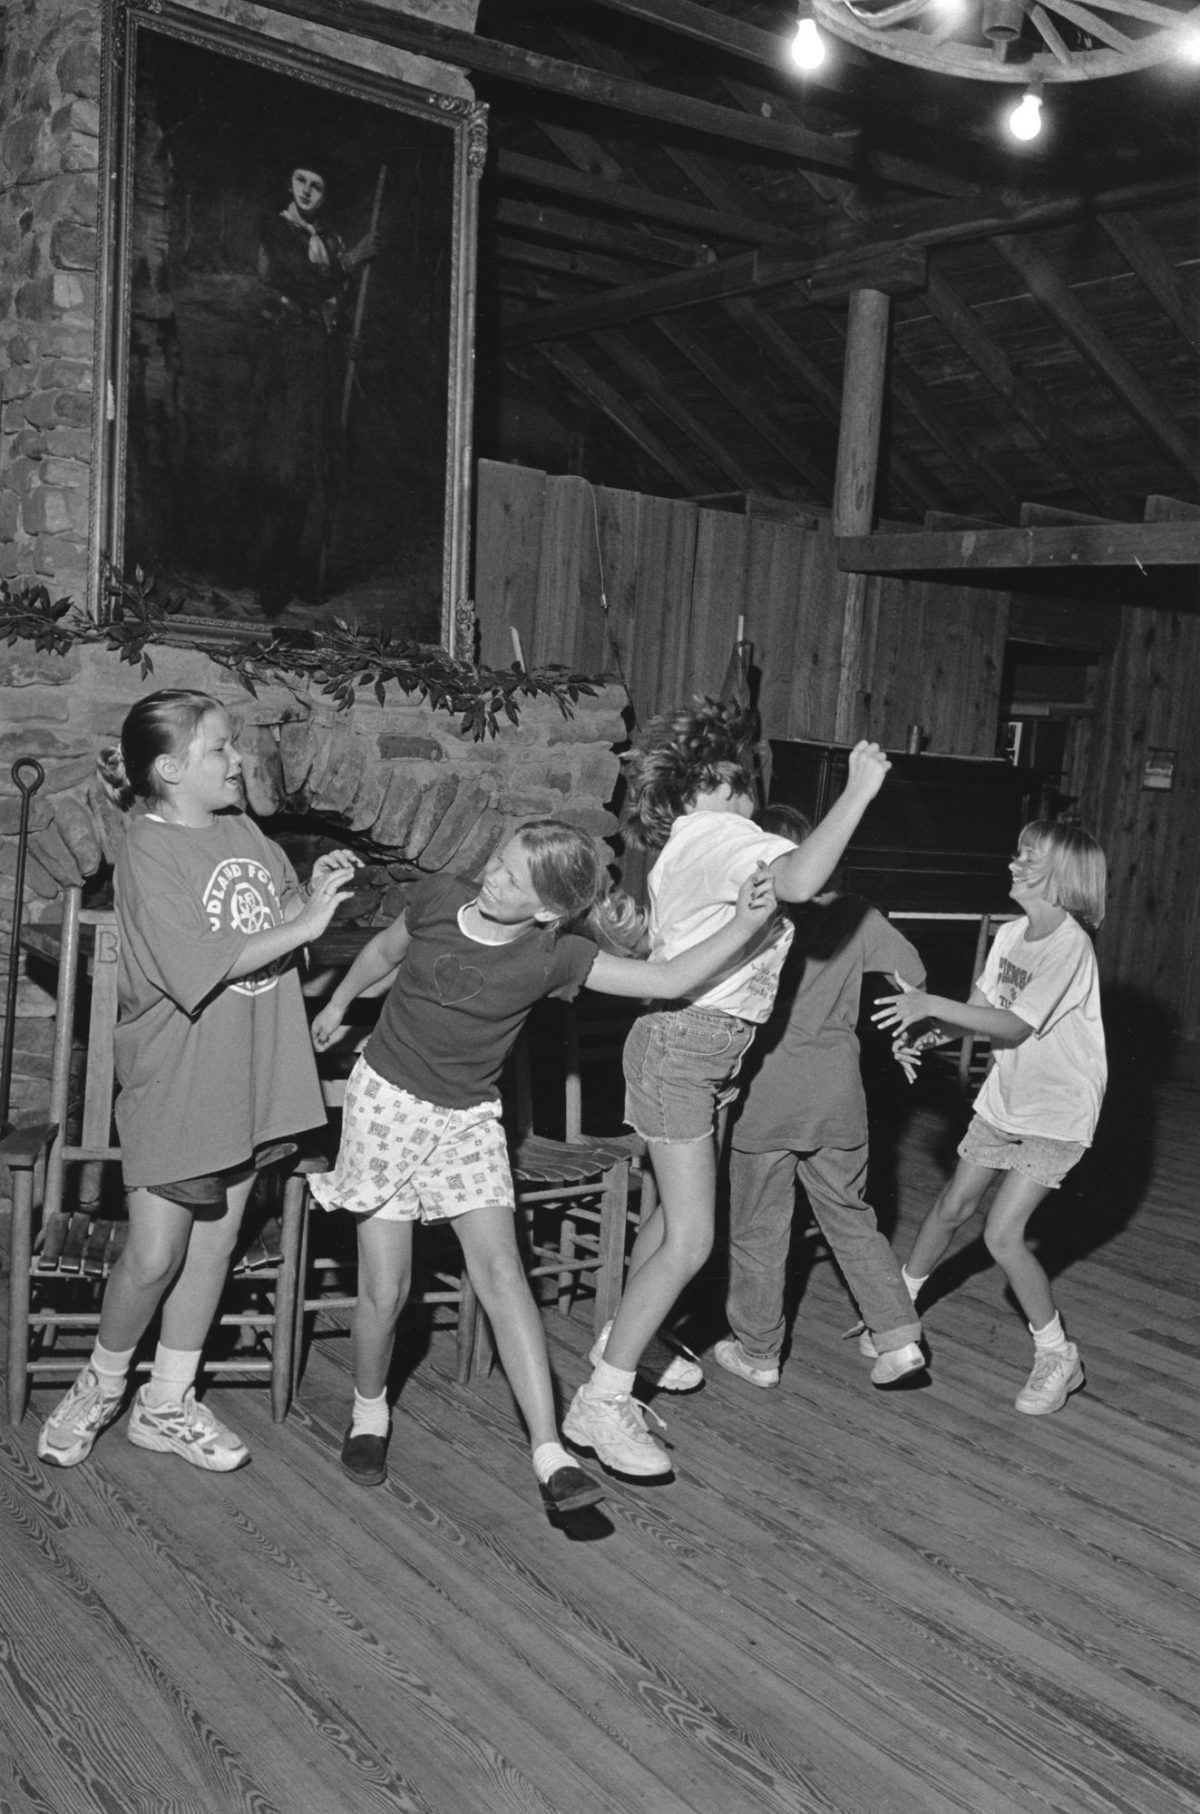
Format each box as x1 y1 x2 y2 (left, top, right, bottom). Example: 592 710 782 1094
650 314 831 497
993 234 1200 489
1019 503 1120 527
1098 211 1200 356
836 519 1200 572
497 198 714 267
877 355 1022 521
591 328 768 494
497 238 634 286
722 295 942 518
495 150 800 248
518 346 709 495
502 173 1197 346
261 0 869 168
920 269 1130 519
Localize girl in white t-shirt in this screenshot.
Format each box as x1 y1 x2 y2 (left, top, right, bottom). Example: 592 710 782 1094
872 819 1107 1418
564 699 890 1480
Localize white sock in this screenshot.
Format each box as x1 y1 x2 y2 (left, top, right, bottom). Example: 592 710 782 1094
532 1440 573 1484
587 1358 636 1398
1031 1313 1067 1351
90 1340 135 1397
901 1267 929 1303
143 1345 201 1408
350 1388 390 1438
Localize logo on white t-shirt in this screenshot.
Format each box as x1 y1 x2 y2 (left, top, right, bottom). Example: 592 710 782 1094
204 857 283 996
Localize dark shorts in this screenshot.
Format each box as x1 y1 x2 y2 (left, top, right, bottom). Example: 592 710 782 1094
145 1141 298 1210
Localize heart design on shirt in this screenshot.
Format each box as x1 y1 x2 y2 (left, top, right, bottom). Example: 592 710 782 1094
435 953 485 1004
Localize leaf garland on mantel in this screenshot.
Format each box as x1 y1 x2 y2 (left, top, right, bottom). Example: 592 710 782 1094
0 570 600 741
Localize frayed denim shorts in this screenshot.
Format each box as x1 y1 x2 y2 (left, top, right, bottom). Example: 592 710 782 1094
623 1006 756 1145
958 1114 1086 1189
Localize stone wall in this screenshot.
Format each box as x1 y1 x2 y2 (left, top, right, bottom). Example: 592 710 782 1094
0 0 100 594
0 642 626 1147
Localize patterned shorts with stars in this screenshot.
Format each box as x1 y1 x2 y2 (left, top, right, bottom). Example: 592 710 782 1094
308 1056 515 1223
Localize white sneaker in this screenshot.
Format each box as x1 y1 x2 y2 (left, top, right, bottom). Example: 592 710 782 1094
127 1387 250 1471
37 1365 124 1468
1015 1343 1084 1416
870 1341 928 1387
588 1320 703 1392
712 1337 780 1389
562 1384 672 1477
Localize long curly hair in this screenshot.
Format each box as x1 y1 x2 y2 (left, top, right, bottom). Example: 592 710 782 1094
621 697 758 851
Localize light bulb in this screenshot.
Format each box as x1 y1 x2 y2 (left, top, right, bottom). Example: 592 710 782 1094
790 17 827 70
1176 25 1200 61
1008 89 1043 141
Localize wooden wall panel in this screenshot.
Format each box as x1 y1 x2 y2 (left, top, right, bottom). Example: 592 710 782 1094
474 460 546 670
1080 605 1200 1042
865 579 1007 757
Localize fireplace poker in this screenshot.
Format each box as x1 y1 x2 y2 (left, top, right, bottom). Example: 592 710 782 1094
1 757 45 1135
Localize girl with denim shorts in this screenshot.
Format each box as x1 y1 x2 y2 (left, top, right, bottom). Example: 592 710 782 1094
564 700 890 1480
308 819 776 1518
872 819 1107 1417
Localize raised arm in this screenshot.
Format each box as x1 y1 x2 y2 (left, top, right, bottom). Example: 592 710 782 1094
771 741 890 903
584 867 776 1000
310 914 412 1051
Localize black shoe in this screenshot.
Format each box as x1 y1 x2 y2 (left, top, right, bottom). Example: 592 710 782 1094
341 1427 388 1486
540 1462 605 1514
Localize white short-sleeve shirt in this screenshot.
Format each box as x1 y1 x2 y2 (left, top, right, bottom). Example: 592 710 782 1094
646 814 796 1022
973 913 1106 1145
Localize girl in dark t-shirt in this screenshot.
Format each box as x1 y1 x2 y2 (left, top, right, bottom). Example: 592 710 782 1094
310 820 775 1516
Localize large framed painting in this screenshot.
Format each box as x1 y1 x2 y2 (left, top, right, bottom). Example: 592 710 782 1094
98 2 484 649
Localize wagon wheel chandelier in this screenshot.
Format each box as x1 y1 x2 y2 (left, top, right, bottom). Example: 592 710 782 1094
801 0 1200 80
790 0 1200 138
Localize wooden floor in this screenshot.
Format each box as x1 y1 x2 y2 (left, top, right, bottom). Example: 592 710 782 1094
2 1073 1199 1814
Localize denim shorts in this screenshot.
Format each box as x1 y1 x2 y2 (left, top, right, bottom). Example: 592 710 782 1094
623 1006 756 1145
958 1115 1086 1189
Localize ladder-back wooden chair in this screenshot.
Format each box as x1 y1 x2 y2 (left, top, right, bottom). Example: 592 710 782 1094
1 886 304 1424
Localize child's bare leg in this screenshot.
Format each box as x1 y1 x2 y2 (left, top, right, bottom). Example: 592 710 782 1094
602 1135 716 1372
904 1158 995 1282
97 1187 222 1353
982 1173 1056 1329
156 1178 256 1352
352 1216 414 1397
454 1204 557 1448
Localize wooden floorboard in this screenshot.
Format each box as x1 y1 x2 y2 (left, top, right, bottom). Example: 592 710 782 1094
2 1078 1199 1814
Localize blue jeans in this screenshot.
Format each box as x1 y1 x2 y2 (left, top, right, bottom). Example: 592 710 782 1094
726 1142 921 1361
624 1007 755 1144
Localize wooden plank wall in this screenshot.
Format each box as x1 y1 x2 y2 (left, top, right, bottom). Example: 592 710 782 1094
475 461 1008 756
1079 602 1200 1045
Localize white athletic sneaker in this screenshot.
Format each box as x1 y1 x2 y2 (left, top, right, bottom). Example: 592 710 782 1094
712 1337 780 1389
562 1384 672 1477
1015 1343 1084 1416
870 1341 927 1387
127 1387 250 1471
588 1320 703 1392
37 1365 124 1468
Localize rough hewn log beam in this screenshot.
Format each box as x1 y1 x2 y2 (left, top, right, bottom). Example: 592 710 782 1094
993 235 1200 488
502 174 1196 347
836 521 1200 572
921 269 1129 520
1098 212 1200 356
259 0 862 167
833 290 890 741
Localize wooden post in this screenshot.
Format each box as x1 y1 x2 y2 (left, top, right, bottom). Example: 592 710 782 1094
832 287 890 743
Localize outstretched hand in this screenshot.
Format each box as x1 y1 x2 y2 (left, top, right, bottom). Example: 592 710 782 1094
870 973 932 1034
